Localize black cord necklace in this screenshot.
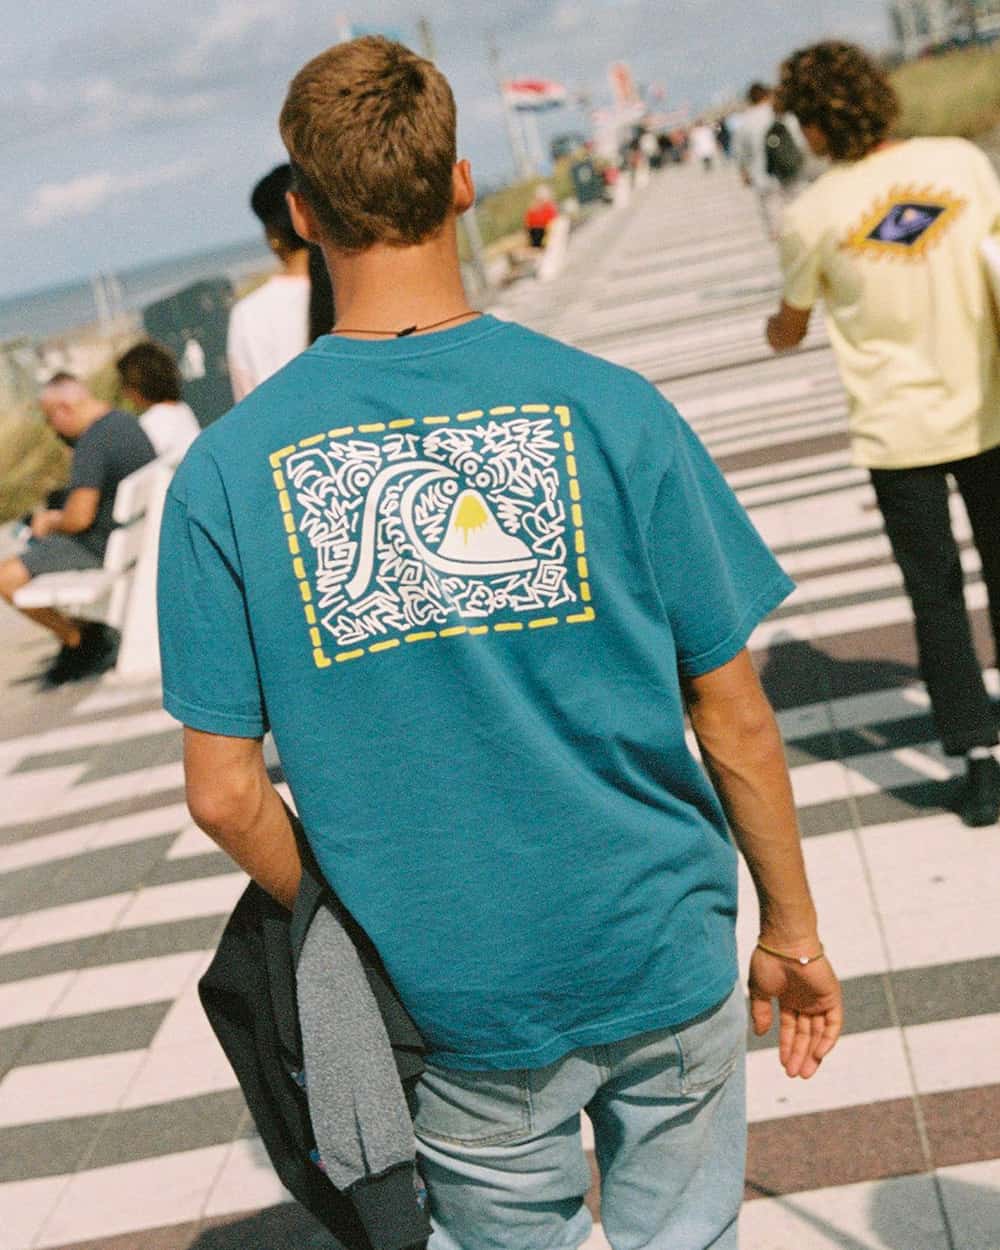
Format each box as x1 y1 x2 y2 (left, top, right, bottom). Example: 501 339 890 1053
332 310 483 339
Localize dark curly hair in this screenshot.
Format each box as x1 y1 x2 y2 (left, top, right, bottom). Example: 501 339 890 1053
775 41 899 162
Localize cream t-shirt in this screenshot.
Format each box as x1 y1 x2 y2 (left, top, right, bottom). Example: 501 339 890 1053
780 137 1000 468
226 274 310 403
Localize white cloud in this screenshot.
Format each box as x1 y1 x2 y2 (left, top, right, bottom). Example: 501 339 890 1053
80 77 223 132
24 158 204 227
173 0 286 77
0 74 222 148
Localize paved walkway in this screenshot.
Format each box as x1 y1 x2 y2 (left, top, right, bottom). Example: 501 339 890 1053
1 165 998 1250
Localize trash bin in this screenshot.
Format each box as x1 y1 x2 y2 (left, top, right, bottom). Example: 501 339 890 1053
143 278 235 428
570 159 603 206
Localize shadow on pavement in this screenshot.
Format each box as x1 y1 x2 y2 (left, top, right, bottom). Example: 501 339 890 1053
191 1203 342 1249
758 634 920 712
749 1173 992 1248
757 635 965 818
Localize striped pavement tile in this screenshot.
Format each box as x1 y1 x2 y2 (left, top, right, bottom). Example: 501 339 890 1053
1 163 998 1249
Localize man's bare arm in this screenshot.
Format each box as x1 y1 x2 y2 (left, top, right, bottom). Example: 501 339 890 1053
183 727 302 909
59 487 100 534
684 648 842 1078
35 488 101 538
766 301 811 352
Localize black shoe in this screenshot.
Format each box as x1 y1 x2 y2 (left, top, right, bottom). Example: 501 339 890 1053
42 643 89 688
74 622 120 679
957 755 1000 827
43 624 119 688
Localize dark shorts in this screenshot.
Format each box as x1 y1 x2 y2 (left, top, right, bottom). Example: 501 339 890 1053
21 534 103 579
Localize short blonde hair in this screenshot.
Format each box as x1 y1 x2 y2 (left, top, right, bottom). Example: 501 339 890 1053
280 37 457 251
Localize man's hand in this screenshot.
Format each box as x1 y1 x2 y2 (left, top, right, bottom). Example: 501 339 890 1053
683 650 844 1079
766 301 811 352
30 509 61 539
29 490 99 539
748 947 842 1079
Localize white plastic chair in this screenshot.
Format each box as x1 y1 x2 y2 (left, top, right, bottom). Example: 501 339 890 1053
15 458 172 679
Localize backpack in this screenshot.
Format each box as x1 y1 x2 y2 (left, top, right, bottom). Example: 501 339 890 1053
765 119 804 185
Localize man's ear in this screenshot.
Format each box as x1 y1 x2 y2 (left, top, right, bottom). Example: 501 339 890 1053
286 189 321 244
453 159 475 215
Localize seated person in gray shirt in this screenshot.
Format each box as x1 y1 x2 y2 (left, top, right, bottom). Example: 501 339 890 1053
0 373 156 685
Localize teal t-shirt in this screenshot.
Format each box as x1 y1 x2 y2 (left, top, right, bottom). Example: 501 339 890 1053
158 315 792 1070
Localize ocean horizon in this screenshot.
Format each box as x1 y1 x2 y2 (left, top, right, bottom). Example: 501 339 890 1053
0 237 274 344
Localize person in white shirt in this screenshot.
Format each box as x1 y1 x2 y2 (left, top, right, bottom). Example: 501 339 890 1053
735 82 806 239
116 342 200 466
227 164 311 402
688 121 718 172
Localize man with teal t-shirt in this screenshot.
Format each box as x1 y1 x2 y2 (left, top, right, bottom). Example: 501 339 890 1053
158 37 842 1250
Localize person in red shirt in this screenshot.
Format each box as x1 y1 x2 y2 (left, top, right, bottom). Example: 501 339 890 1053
524 183 558 247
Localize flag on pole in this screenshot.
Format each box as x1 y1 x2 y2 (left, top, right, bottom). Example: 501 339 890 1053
502 79 569 111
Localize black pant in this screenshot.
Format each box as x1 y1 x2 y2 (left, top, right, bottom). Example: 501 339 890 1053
870 444 1000 755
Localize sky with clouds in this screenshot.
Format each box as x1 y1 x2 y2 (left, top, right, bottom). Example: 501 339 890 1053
2 0 892 300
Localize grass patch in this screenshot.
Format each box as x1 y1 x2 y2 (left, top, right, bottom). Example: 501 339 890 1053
0 410 69 524
893 42 1000 139
471 160 577 256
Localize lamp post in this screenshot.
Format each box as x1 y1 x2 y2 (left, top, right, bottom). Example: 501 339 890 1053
488 34 534 180
417 16 492 297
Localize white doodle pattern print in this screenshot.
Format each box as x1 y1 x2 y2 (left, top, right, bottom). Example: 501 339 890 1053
282 416 578 648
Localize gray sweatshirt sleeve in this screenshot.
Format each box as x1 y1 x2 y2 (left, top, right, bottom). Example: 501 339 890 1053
297 904 417 1191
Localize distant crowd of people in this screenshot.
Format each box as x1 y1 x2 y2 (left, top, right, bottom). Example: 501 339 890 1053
680 84 810 241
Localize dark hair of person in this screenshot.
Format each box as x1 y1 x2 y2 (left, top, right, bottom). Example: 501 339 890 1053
116 341 182 404
747 82 771 105
307 244 335 342
46 370 78 385
775 41 899 162
250 164 306 254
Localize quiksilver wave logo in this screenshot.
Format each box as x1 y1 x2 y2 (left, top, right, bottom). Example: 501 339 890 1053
269 404 594 667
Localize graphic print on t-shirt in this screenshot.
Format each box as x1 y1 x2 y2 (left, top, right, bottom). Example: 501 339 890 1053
268 404 594 668
841 184 966 260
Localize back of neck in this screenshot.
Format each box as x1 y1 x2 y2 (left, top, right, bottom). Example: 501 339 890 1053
325 224 472 339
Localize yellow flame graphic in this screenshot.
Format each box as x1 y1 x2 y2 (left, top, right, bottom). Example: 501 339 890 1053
454 493 488 545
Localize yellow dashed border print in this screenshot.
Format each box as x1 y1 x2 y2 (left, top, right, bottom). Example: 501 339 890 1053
269 403 595 668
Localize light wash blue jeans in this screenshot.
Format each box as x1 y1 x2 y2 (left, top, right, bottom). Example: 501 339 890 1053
411 985 746 1250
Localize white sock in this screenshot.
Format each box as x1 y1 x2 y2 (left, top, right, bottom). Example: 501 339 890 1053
967 747 995 761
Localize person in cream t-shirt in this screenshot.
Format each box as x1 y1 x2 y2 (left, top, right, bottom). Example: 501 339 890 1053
766 40 1000 827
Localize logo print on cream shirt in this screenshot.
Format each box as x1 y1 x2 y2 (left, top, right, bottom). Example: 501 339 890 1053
841 184 967 260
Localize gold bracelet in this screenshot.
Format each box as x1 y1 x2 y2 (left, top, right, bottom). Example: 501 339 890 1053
756 940 825 966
